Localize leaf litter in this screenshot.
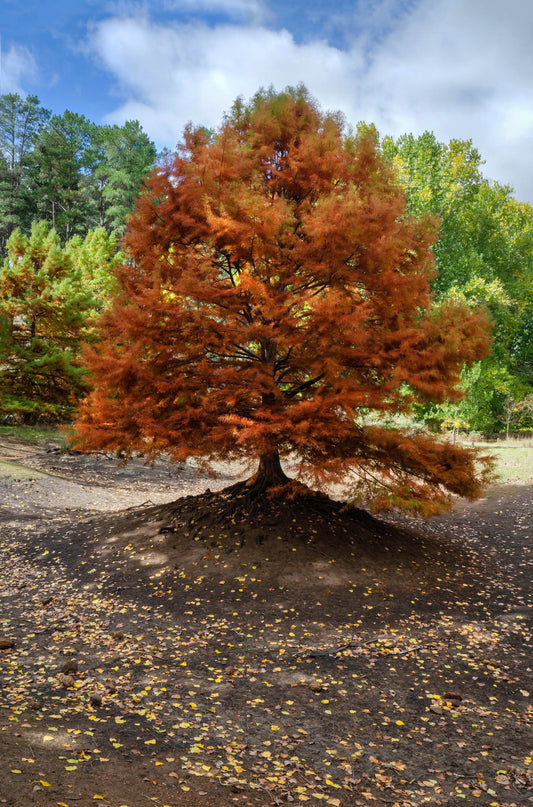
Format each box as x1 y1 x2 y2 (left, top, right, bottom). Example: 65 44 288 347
0 441 531 806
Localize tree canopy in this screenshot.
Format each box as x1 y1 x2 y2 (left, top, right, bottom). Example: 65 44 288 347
73 88 492 513
383 131 533 433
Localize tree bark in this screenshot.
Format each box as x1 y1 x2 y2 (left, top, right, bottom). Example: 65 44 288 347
247 450 289 495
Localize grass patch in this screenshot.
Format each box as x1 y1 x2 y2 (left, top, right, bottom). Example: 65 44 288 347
0 424 64 445
0 460 48 480
466 438 533 484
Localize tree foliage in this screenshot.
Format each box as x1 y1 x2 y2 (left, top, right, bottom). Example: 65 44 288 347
73 89 492 513
0 94 156 254
0 222 120 421
383 132 533 433
28 111 95 241
92 121 157 236
0 94 50 252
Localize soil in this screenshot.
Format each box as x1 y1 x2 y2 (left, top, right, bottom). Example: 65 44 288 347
0 433 531 807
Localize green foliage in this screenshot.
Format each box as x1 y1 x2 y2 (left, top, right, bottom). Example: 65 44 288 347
0 94 51 252
0 222 118 421
27 111 96 241
384 131 533 434
93 121 157 236
0 93 157 254
65 228 122 312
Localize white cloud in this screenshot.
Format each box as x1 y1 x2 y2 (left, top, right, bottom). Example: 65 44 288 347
89 15 362 147
355 0 533 198
88 0 533 202
0 43 38 94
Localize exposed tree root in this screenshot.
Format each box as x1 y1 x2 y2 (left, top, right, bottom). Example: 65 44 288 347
158 473 409 553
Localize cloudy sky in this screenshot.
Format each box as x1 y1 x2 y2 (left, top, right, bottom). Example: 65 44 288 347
1 0 532 203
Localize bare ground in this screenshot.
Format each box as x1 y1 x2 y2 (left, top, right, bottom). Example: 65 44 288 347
0 434 531 807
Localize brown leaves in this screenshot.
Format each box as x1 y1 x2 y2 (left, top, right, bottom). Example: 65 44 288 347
72 90 491 514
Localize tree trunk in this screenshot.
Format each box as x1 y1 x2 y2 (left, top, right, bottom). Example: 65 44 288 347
246 450 289 495
256 451 288 484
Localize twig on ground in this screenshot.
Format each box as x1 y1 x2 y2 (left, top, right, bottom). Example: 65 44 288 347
124 500 156 510
305 636 387 658
305 638 434 659
391 643 432 656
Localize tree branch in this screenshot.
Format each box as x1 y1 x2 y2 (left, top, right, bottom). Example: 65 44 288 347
285 373 325 398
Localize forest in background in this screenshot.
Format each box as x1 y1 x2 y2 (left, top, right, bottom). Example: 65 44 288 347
0 91 532 435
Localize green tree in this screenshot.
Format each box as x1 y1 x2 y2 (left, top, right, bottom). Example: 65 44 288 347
0 95 156 249
0 93 50 252
383 132 533 433
93 121 157 236
28 112 96 240
0 222 116 421
65 227 122 312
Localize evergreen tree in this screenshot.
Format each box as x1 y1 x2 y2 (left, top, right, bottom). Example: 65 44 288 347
0 94 50 251
27 112 96 240
0 95 157 250
0 222 115 421
95 121 157 236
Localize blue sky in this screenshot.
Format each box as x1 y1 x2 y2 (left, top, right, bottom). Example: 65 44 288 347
1 0 533 203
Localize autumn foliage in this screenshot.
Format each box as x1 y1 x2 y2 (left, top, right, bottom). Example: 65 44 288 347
73 88 492 513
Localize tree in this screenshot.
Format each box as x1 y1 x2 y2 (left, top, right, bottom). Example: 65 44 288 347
0 222 115 421
27 111 96 241
0 94 50 252
384 132 533 434
0 95 156 249
93 121 157 236
73 88 492 514
65 227 122 312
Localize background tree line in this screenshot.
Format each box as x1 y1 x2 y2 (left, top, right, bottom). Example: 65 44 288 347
0 91 531 435
382 131 533 435
0 92 156 252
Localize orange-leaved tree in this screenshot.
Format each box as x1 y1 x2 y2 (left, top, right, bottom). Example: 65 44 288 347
73 87 492 514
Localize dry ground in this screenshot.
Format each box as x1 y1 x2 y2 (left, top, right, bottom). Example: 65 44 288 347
0 433 531 807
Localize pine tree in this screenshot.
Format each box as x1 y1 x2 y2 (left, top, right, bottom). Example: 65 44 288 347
0 94 50 252
0 222 104 420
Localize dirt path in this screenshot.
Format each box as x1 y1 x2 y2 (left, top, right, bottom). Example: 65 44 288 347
0 438 531 807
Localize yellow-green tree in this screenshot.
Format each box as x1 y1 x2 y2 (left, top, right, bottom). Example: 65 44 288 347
383 132 533 433
0 221 118 421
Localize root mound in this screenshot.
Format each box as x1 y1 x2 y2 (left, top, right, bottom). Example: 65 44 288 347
158 478 410 556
